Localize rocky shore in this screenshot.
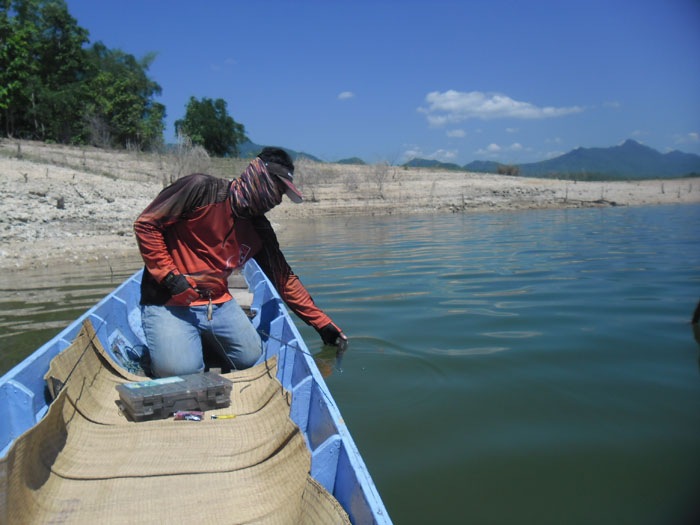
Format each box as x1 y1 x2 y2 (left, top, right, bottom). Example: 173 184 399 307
2 139 699 273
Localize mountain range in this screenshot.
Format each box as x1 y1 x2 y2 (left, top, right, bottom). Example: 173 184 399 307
239 139 700 180
238 141 323 163
408 140 700 180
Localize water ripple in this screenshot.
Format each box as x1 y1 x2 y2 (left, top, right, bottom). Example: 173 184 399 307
481 330 542 339
6 206 700 525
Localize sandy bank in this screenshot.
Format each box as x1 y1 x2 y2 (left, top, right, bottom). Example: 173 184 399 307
1 139 699 273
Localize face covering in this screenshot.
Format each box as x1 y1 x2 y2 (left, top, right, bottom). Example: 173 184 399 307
230 157 283 218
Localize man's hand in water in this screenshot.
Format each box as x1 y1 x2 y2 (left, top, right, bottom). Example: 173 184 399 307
319 322 347 350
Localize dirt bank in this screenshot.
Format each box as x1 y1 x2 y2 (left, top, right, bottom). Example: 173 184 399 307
2 139 698 273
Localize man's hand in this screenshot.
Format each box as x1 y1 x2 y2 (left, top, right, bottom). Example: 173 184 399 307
163 272 200 306
319 322 348 349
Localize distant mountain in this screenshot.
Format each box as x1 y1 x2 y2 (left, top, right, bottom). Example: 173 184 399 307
240 138 700 180
337 157 367 165
403 158 463 171
458 140 700 180
404 158 512 174
514 140 700 179
237 140 322 162
464 160 501 173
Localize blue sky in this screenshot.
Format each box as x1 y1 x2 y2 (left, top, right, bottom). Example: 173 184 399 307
65 0 700 165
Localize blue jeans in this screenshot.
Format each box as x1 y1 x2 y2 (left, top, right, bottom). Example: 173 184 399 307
141 298 262 377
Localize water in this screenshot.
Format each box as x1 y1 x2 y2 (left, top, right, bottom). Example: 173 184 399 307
282 204 700 525
2 204 699 524
0 260 144 373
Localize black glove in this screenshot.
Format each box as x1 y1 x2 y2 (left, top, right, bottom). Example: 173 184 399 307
162 272 200 306
163 272 190 294
319 322 347 348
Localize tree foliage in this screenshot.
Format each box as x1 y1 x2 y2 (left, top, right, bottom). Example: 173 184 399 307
175 97 248 157
497 164 520 176
0 0 89 140
0 0 164 149
83 42 164 149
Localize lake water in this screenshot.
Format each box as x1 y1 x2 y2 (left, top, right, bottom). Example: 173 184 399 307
2 203 699 524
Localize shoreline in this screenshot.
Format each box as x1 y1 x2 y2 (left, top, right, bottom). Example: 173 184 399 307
2 140 699 274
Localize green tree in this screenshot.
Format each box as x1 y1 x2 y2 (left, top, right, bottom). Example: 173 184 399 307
0 0 164 148
175 97 247 157
0 0 88 140
32 0 89 142
1 0 42 137
83 42 164 150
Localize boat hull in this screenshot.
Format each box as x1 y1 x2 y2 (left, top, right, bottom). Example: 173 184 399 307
0 260 390 524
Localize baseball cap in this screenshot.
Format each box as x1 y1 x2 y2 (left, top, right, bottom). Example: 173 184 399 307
257 147 303 203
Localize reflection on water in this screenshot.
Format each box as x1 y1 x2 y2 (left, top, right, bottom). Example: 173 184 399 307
0 256 143 374
2 205 700 524
280 205 700 525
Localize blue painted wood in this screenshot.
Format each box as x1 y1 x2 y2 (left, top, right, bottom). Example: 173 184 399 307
0 380 37 457
307 381 339 451
311 435 342 493
290 376 312 434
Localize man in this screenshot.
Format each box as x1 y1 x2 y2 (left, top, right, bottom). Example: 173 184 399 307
134 147 346 377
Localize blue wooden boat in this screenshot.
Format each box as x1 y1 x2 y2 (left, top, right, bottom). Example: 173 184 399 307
0 260 391 524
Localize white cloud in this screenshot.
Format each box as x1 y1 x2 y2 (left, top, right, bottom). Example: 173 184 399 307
674 131 700 144
506 127 518 133
423 114 449 127
475 143 502 156
338 91 355 100
474 142 526 158
428 149 458 162
400 146 424 163
399 146 457 163
419 90 583 126
545 150 565 159
210 58 237 72
446 129 466 138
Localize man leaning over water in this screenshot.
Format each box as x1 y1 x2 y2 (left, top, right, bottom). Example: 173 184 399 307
133 147 347 377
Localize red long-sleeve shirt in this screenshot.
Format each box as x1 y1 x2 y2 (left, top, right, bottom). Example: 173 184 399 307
133 173 332 331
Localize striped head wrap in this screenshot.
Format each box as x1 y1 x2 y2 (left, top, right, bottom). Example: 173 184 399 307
230 157 283 218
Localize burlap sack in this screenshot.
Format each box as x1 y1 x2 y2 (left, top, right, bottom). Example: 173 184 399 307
0 320 349 524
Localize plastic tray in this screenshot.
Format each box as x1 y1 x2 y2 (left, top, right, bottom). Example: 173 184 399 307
116 372 233 421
